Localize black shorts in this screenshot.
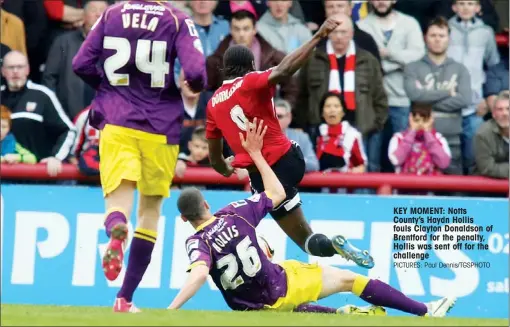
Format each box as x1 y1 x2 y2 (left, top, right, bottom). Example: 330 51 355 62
248 141 305 220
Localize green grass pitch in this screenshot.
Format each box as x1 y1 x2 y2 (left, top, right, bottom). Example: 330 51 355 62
1 305 507 326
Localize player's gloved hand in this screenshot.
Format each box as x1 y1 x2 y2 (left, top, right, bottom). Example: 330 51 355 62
316 16 343 39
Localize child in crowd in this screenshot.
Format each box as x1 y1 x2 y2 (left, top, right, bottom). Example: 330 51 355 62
175 126 210 178
71 106 100 176
388 103 451 176
0 105 36 164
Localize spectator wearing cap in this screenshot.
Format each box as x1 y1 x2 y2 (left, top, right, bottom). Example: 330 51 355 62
358 0 425 134
256 0 312 54
206 10 298 107
474 90 509 179
274 99 319 172
298 14 387 173
1 51 76 176
42 0 108 120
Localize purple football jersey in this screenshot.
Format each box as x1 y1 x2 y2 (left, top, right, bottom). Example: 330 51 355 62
72 1 206 144
185 192 288 310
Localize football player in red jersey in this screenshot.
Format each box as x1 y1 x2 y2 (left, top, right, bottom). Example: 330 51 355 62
205 14 373 269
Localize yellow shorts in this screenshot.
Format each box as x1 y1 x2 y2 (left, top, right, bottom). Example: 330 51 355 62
99 124 179 198
265 260 323 312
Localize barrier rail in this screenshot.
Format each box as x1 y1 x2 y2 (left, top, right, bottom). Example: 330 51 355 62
1 163 508 195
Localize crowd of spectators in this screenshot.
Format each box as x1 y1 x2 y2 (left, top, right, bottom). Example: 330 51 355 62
1 0 508 190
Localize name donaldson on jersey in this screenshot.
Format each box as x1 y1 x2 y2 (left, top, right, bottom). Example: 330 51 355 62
211 80 244 107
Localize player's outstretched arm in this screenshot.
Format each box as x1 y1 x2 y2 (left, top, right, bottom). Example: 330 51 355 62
240 118 286 208
168 265 209 310
268 17 342 86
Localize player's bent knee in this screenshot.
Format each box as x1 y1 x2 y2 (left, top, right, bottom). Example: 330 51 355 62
319 265 357 298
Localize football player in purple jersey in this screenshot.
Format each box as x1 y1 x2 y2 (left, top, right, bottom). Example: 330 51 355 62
167 118 456 317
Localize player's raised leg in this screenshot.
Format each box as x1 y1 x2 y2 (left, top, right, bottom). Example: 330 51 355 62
319 265 456 317
114 140 179 313
274 208 374 269
100 125 141 282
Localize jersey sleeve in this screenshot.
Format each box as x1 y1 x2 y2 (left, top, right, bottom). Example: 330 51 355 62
185 236 212 272
228 192 274 227
175 16 206 93
240 68 275 91
205 101 222 139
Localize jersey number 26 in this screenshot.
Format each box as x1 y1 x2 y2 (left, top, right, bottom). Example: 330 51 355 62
216 235 262 290
103 36 169 88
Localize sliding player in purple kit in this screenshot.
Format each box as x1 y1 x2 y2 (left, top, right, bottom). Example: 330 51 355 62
72 0 206 312
168 118 456 317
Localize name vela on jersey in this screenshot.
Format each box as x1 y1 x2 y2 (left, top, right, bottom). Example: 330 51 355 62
211 80 244 107
121 12 159 32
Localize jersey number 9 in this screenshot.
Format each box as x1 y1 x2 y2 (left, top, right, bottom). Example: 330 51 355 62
103 36 170 88
216 235 262 290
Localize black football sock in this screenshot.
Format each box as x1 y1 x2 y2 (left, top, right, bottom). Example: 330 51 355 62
304 233 336 257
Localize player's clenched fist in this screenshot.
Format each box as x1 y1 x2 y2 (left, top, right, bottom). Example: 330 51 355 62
316 16 343 38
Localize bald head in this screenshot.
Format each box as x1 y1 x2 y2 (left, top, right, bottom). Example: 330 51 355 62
2 51 29 91
328 14 354 55
3 51 28 67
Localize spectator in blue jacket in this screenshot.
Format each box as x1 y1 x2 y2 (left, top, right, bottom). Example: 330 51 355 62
275 99 319 172
482 62 509 120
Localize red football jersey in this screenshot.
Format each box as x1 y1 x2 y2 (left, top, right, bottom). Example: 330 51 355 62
206 68 291 168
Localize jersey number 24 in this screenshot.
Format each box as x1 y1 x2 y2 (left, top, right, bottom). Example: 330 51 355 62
103 36 170 88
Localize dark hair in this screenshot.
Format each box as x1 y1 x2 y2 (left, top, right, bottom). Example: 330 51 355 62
319 91 344 115
425 16 451 34
191 126 206 141
231 9 256 26
411 102 433 118
177 187 206 222
223 45 255 80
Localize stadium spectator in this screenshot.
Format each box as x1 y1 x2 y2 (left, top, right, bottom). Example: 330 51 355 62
206 10 298 107
297 14 387 173
275 99 319 172
404 17 471 175
316 92 367 173
474 90 509 179
447 0 501 175
483 62 509 119
2 0 48 83
188 0 230 57
388 102 451 175
393 0 442 33
1 105 37 164
170 0 192 16
256 0 312 54
175 126 211 178
0 4 27 57
177 70 209 155
322 0 380 64
436 0 501 33
1 51 76 176
214 0 266 21
43 0 85 42
43 0 108 120
358 0 425 134
70 106 99 176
